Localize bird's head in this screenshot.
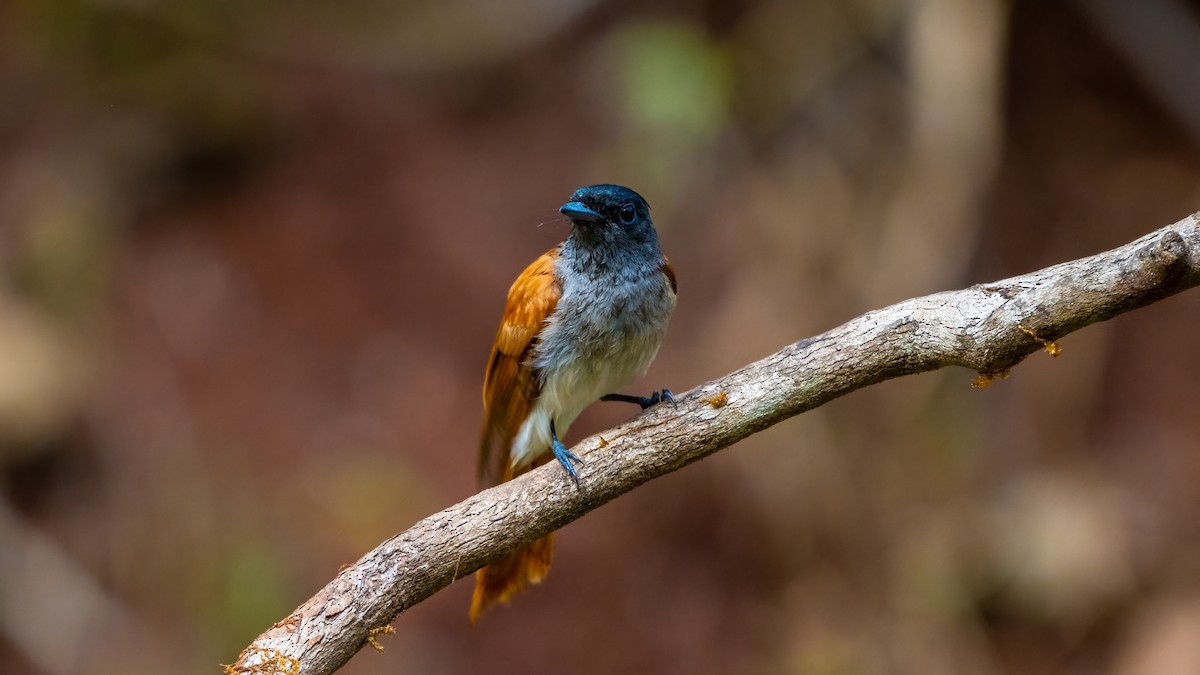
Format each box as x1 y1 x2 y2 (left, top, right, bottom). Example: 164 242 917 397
559 184 655 245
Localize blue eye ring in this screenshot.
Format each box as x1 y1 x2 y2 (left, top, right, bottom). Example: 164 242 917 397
618 202 637 224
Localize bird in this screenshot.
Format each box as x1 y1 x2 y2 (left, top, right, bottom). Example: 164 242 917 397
470 184 677 622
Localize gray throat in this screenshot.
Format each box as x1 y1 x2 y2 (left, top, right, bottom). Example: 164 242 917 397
559 226 663 281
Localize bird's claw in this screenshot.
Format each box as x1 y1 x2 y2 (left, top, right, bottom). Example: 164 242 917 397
552 438 583 483
639 388 676 410
660 388 678 409
601 388 677 410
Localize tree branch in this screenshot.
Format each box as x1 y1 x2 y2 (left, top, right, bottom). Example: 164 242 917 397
230 213 1200 675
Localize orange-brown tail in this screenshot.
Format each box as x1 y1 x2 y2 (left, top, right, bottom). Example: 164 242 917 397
469 534 554 623
475 250 564 623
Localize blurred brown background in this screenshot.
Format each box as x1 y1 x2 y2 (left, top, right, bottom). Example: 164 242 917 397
2 0 1199 673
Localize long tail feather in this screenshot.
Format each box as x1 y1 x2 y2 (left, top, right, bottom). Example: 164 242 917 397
469 534 554 623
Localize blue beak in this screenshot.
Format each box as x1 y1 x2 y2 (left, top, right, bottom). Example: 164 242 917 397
560 201 604 224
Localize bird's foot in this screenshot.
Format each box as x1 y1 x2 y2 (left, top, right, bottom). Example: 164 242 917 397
549 419 582 483
602 388 676 411
551 437 583 483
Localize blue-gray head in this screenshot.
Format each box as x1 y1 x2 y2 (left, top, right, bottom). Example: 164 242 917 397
559 184 656 247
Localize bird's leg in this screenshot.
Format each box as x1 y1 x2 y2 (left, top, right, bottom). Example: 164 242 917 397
550 419 582 482
601 389 676 411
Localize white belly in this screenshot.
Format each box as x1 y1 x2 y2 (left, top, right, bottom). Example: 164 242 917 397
508 320 668 471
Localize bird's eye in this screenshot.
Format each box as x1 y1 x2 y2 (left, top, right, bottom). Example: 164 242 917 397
618 202 637 224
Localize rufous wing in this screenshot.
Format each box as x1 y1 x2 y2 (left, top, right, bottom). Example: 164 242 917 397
472 246 562 623
477 246 562 486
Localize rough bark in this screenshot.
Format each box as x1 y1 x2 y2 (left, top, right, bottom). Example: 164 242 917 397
230 213 1200 675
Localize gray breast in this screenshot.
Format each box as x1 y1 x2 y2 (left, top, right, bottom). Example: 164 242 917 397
532 257 674 384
